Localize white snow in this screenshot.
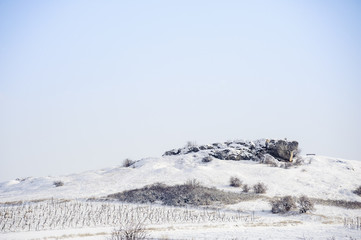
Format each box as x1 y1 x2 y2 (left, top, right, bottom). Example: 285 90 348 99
1 154 360 202
1 152 361 239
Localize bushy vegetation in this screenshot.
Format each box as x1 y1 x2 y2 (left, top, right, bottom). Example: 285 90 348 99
271 195 315 214
283 162 293 169
292 157 304 166
253 182 267 194
122 159 135 168
229 177 242 187
186 141 197 148
185 179 201 188
270 196 296 214
109 219 147 240
298 195 314 213
314 198 361 209
353 186 361 196
242 184 250 193
53 181 64 187
108 182 259 206
0 199 251 232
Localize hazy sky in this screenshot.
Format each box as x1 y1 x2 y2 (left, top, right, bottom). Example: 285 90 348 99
1 0 360 182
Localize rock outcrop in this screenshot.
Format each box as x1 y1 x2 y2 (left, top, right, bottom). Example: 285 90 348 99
267 140 299 161
163 139 299 162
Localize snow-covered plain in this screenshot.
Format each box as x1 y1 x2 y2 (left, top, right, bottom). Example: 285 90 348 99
1 142 361 239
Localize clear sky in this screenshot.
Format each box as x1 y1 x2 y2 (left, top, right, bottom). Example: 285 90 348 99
1 0 360 182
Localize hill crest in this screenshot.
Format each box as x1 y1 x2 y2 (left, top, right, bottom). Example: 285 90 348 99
0 139 360 203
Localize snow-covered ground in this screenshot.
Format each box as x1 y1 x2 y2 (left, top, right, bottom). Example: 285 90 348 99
1 223 360 240
0 199 360 239
1 148 361 239
1 154 360 202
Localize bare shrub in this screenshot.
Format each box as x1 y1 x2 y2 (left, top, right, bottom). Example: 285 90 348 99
186 141 197 148
242 184 250 193
293 148 301 158
314 198 361 209
253 182 267 194
281 157 304 169
0 199 257 233
202 156 213 163
108 182 259 206
344 217 361 231
298 195 314 213
53 181 64 187
284 162 292 169
271 196 296 214
185 179 201 188
353 186 361 196
292 157 304 166
16 177 29 182
230 177 242 187
123 159 135 168
109 218 147 240
269 161 279 167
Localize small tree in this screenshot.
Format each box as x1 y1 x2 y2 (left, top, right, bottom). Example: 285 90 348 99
242 184 250 193
271 196 296 214
298 195 314 213
53 181 64 187
230 177 242 187
109 217 147 240
123 159 135 168
186 141 197 148
185 179 201 188
253 182 267 194
353 186 361 196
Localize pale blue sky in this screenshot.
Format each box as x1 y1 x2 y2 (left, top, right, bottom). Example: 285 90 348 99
1 0 360 181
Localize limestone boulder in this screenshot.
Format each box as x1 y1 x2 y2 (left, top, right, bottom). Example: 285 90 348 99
267 140 298 161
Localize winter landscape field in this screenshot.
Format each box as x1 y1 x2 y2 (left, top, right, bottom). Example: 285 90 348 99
2 0 361 239
1 139 360 240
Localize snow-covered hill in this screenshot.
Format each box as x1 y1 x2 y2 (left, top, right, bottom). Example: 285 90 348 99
1 140 360 203
1 139 361 240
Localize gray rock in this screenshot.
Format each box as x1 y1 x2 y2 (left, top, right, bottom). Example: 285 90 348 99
163 149 181 156
199 145 214 150
209 149 252 161
267 140 298 161
162 139 299 163
186 146 200 154
210 149 229 160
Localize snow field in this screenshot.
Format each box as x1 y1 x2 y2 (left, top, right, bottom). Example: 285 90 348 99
1 155 361 203
0 200 253 233
1 153 361 239
0 199 360 239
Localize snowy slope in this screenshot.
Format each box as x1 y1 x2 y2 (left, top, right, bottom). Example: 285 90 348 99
1 150 361 203
1 141 361 240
